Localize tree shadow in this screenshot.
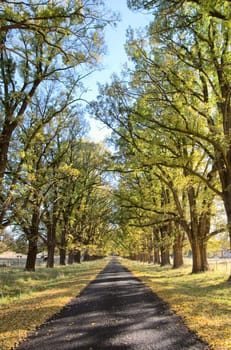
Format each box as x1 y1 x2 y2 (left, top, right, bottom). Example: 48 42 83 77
16 259 209 350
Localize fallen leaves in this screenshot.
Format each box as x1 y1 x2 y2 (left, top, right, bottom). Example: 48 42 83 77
0 259 109 349
122 259 231 350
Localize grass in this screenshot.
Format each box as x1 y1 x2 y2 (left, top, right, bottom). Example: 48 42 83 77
121 258 231 350
0 258 109 350
1 257 230 350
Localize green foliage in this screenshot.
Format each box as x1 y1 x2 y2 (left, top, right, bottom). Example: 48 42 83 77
0 0 116 229
0 230 16 253
91 0 231 273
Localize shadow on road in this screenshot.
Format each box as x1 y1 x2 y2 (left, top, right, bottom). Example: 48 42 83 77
17 259 209 350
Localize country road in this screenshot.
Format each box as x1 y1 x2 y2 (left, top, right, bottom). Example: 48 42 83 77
17 258 209 350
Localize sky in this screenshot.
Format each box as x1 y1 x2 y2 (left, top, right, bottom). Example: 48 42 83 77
83 0 153 141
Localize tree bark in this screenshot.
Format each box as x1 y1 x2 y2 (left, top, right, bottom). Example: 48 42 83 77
153 248 160 264
160 247 170 266
59 248 66 265
46 216 57 268
68 251 74 265
25 211 40 271
74 249 81 263
191 240 204 273
25 238 38 272
59 228 67 265
173 232 184 268
47 240 55 268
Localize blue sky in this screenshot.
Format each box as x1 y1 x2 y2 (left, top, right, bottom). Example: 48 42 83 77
84 0 152 141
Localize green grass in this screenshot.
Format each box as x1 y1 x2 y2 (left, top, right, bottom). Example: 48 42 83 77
121 258 231 350
0 258 109 350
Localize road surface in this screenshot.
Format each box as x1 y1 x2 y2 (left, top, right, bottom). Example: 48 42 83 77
17 258 209 350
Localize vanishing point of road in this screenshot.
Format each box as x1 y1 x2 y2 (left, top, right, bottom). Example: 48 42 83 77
17 258 209 350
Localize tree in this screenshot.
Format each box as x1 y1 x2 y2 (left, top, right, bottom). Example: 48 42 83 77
59 140 112 264
0 228 16 253
0 0 115 228
91 63 226 272
126 0 231 274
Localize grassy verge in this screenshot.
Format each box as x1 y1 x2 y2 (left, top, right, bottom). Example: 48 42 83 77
0 258 109 350
121 258 231 350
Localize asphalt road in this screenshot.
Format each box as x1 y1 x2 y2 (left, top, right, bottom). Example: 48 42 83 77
17 258 209 350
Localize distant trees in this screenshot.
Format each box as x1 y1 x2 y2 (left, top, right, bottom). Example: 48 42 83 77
10 115 113 271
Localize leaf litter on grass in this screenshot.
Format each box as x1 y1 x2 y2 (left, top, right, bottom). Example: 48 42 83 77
122 259 231 350
0 259 109 350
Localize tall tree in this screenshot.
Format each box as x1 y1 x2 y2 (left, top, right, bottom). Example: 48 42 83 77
0 0 115 228
127 0 231 271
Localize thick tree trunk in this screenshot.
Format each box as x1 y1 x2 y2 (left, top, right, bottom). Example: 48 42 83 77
217 158 231 279
25 211 40 271
190 239 209 273
173 234 184 269
188 235 210 273
147 250 153 263
159 224 171 266
187 184 211 273
74 249 81 263
160 247 170 266
47 241 55 268
191 241 202 273
25 238 38 271
46 222 57 268
0 123 15 183
59 248 66 265
153 248 160 264
222 192 231 251
153 228 160 264
68 251 74 265
200 242 209 271
0 123 17 225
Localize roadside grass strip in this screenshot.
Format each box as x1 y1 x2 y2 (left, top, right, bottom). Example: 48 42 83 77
121 259 231 350
0 259 109 350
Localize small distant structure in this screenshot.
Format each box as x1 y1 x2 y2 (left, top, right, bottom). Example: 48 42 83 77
221 249 231 258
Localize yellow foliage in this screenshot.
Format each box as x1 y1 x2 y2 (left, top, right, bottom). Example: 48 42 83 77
58 164 79 177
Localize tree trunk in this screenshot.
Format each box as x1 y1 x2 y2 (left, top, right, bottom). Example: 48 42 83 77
74 249 81 263
59 248 66 265
191 240 204 273
0 122 17 225
25 238 38 271
160 247 170 266
159 224 171 266
46 222 57 268
59 228 67 265
216 158 231 279
222 192 231 251
47 241 55 268
0 123 16 183
173 230 184 268
200 241 209 271
68 251 74 265
153 248 160 264
25 211 39 271
153 228 160 264
190 235 210 273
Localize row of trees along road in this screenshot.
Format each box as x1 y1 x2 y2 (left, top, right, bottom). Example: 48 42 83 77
0 1 117 271
90 0 231 276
